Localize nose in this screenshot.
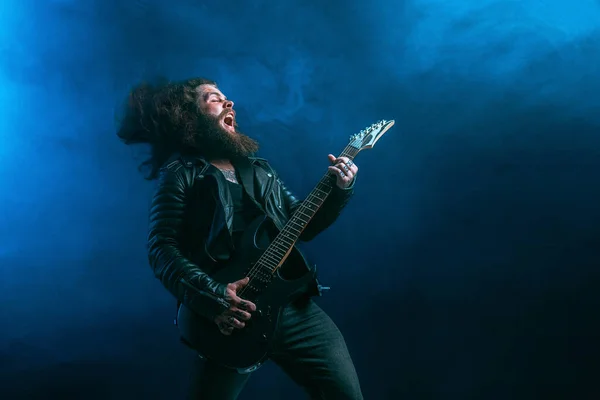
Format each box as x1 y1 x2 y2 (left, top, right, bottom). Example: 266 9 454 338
224 99 234 109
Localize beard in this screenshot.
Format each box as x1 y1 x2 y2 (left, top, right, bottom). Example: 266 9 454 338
183 110 260 161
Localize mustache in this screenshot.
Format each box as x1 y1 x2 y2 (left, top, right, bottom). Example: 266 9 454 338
219 109 235 119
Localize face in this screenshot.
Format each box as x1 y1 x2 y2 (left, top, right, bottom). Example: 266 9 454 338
196 84 237 135
189 84 259 160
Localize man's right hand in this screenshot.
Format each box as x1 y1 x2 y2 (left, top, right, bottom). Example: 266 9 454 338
214 277 257 336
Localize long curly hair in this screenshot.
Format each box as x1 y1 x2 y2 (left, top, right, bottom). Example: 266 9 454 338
116 77 217 180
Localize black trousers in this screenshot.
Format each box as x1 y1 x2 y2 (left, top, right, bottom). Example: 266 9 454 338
187 298 363 399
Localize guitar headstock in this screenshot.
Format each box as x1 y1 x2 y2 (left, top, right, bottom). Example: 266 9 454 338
348 119 395 151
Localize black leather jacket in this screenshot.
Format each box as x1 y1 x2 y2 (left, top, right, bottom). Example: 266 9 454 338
147 153 354 321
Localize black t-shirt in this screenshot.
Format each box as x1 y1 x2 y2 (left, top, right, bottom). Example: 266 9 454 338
226 179 263 246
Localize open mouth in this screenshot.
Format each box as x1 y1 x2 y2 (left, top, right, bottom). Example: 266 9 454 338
223 113 235 128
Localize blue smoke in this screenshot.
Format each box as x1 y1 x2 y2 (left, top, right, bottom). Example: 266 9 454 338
1 1 599 398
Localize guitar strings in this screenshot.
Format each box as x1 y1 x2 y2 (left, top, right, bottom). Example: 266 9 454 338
238 144 358 297
242 145 356 281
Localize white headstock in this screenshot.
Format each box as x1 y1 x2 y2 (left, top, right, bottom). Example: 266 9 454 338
348 119 395 151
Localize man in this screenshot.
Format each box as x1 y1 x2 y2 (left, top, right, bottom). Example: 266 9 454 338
117 77 363 399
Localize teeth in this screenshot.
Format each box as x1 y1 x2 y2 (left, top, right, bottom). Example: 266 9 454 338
224 115 234 124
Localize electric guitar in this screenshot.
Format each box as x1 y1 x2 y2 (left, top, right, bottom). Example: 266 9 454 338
177 119 395 373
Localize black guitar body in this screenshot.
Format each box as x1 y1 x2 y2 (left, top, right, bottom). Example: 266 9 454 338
177 215 316 373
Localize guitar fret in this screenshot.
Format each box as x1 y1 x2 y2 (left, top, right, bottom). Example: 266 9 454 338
271 238 290 249
264 247 288 265
273 237 292 248
259 258 277 272
303 198 320 207
284 232 300 242
306 200 323 209
281 231 296 239
273 241 291 253
294 209 312 219
274 235 293 246
261 250 280 263
298 209 310 217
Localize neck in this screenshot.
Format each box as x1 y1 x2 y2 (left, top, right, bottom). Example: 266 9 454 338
210 159 234 170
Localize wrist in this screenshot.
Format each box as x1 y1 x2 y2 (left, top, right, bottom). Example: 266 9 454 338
337 177 355 190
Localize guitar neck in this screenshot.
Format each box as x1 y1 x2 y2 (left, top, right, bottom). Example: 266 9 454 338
243 118 394 287
259 146 360 273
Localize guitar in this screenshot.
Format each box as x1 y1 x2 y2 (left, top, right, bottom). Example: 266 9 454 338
177 119 395 373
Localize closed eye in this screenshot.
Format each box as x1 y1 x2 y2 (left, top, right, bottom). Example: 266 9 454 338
206 92 226 103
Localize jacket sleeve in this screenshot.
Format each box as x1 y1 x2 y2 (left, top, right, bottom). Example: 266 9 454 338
147 162 229 321
279 174 355 242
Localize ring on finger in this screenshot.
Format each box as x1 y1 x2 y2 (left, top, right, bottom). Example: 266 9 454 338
342 164 349 172
346 160 353 167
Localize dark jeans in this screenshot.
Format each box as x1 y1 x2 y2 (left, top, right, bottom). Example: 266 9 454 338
187 298 363 399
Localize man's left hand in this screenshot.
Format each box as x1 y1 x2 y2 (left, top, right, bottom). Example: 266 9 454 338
327 154 358 189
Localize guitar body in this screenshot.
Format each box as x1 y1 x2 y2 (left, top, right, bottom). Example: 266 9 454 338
177 215 316 373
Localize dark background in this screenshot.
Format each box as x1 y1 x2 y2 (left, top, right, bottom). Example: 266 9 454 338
1 0 599 399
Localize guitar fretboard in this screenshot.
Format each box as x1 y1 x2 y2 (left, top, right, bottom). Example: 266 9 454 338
257 146 360 274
